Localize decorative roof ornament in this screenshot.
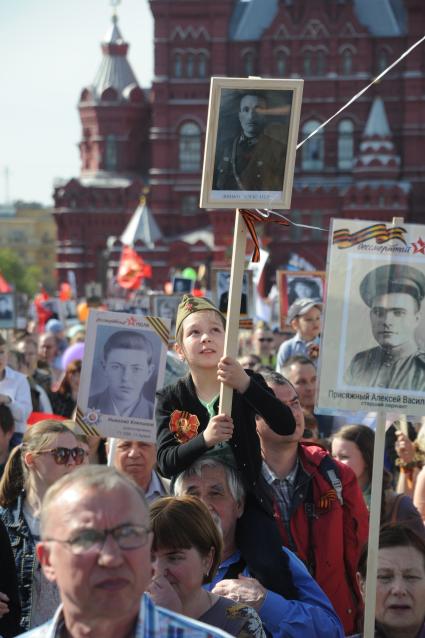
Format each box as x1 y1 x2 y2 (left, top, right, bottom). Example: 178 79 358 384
353 97 400 178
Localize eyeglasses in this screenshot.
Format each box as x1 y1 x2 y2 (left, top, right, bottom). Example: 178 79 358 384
258 337 273 343
38 447 88 465
46 524 151 555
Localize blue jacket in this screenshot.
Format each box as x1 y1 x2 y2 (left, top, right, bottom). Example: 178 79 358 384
0 495 37 632
205 548 344 638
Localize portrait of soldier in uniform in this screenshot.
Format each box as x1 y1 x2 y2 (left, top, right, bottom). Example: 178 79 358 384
345 264 425 391
212 91 289 192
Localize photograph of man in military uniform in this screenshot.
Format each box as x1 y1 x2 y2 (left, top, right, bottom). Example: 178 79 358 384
345 263 425 391
212 89 291 192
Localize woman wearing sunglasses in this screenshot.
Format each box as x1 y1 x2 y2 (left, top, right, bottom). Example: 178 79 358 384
0 419 88 632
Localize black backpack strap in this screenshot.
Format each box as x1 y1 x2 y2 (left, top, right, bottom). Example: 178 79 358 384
317 454 344 506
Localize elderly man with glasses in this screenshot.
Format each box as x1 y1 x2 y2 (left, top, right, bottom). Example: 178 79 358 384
17 465 232 638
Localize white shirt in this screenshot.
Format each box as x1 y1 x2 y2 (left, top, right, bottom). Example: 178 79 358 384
0 366 32 433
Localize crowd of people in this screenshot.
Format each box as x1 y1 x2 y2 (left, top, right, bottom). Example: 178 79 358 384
0 289 424 638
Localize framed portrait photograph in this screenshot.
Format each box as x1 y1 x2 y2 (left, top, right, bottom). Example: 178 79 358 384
277 270 325 328
211 268 254 319
76 310 169 442
0 293 15 329
316 218 425 418
172 277 194 294
151 294 181 340
200 76 303 210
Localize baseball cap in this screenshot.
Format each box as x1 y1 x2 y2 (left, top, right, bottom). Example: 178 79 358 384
287 298 323 323
45 318 64 334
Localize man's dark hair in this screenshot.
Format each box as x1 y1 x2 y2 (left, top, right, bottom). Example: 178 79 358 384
284 355 315 367
357 524 425 579
259 369 291 387
0 405 14 435
239 92 267 107
103 330 153 364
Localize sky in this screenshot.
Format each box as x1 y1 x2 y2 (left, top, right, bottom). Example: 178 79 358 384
0 0 154 207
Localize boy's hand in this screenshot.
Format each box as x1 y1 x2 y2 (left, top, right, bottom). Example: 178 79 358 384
203 414 234 447
217 356 250 394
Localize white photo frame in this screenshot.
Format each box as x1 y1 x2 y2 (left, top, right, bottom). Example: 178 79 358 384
200 77 303 210
76 310 169 442
317 218 425 417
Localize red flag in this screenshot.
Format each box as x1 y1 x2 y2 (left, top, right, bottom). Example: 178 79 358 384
143 263 152 279
117 246 145 290
59 282 72 301
34 288 53 332
0 272 12 293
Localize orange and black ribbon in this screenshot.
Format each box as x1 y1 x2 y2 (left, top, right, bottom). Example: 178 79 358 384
240 209 290 262
333 223 407 249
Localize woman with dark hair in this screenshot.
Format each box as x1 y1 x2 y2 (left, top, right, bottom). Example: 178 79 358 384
332 425 424 536
49 359 81 417
0 420 88 631
148 495 265 637
349 524 425 637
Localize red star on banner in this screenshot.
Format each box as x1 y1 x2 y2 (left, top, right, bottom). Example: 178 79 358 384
412 237 425 255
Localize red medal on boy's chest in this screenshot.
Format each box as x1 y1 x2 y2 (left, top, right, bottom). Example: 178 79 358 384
169 410 200 443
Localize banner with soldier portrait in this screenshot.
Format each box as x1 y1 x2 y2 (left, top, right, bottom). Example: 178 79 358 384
317 218 425 417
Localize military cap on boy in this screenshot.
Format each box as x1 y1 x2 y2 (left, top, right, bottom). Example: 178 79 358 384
287 298 323 324
360 264 425 307
175 295 225 336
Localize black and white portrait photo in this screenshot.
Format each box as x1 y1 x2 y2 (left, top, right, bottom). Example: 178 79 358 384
200 77 303 209
212 90 290 192
344 263 425 391
0 293 15 328
151 294 181 338
287 275 324 307
77 310 168 441
278 270 324 322
212 268 253 316
172 277 193 294
316 218 425 418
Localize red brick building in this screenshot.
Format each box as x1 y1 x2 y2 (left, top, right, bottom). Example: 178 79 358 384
54 0 425 295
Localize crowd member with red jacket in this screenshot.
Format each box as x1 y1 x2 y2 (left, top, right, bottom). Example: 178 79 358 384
256 370 369 635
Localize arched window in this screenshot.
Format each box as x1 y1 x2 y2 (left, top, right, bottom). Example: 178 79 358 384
276 51 286 76
303 51 312 76
179 122 201 172
243 51 255 76
186 53 195 78
198 53 207 78
342 49 353 75
338 119 354 170
174 53 182 78
105 134 118 171
317 50 326 75
301 120 324 170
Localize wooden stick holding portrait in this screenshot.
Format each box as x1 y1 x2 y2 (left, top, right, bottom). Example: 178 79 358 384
199 76 303 414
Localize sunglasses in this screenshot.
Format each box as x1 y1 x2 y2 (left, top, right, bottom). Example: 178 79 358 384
38 447 88 465
258 337 273 343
